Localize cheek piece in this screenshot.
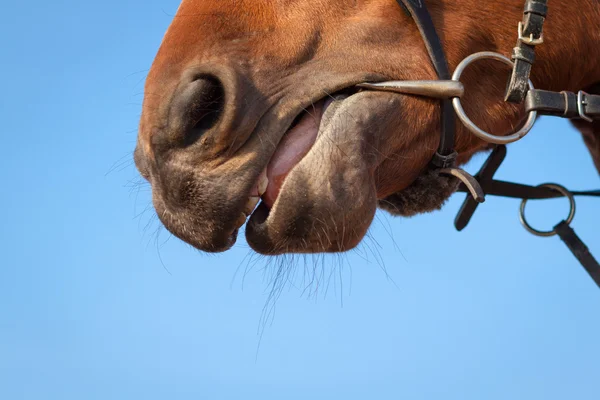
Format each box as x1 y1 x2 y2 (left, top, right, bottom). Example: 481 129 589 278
357 0 600 288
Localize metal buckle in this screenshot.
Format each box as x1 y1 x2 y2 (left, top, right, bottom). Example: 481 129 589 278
439 167 485 203
560 91 570 117
518 22 544 46
577 90 593 122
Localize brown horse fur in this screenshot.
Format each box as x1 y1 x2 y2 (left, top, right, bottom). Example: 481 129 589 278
135 0 600 255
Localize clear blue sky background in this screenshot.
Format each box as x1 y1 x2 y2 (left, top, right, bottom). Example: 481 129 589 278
1 1 599 399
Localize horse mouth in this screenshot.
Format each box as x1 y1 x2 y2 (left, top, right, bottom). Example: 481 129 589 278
237 87 382 254
190 91 353 254
238 91 352 219
266 93 354 206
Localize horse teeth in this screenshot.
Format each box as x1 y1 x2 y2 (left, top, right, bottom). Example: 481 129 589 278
244 196 260 215
258 171 268 196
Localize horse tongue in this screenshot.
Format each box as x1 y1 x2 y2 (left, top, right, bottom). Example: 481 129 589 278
262 100 328 208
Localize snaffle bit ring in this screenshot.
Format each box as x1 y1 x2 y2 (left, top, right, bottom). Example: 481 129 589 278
519 183 576 237
452 51 537 145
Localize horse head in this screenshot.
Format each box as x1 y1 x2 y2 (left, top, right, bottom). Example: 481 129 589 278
134 0 600 254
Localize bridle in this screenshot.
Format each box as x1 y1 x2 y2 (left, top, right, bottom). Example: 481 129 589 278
357 0 600 288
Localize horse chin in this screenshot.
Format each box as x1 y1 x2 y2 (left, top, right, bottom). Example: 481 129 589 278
245 91 402 255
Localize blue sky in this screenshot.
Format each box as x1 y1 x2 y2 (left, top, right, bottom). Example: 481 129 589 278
1 1 599 399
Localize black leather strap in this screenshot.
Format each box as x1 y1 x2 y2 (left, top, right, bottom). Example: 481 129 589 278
472 181 600 200
454 145 600 230
554 221 600 289
505 0 548 103
454 145 506 231
395 0 457 166
395 0 451 80
456 178 600 229
525 89 600 120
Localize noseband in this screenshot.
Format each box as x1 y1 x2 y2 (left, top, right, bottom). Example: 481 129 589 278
358 0 600 288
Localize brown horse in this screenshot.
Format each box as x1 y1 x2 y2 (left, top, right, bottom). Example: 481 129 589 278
134 0 600 255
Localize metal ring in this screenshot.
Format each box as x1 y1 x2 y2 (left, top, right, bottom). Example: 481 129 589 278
519 184 576 237
452 51 538 145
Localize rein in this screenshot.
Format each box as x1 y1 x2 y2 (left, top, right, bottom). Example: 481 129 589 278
358 0 600 288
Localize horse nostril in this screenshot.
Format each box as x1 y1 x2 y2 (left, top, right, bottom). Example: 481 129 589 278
185 76 225 145
173 75 225 146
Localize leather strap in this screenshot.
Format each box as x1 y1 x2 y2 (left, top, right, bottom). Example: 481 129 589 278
525 89 600 120
454 145 506 231
454 145 600 230
505 0 548 103
468 181 600 199
396 0 457 167
554 221 600 289
395 0 451 80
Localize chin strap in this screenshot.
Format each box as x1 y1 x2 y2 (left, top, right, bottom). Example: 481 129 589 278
454 145 600 230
